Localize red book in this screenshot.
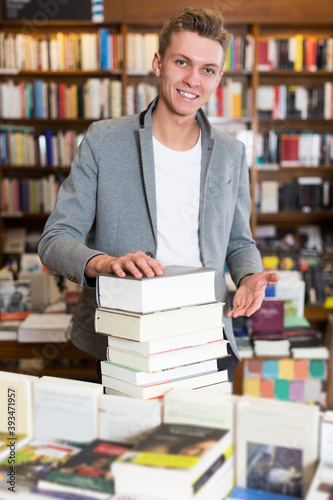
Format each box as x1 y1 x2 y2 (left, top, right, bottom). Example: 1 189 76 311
57 83 66 119
257 39 272 70
252 299 285 340
280 134 300 166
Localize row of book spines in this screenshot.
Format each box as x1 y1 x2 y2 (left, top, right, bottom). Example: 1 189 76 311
0 79 122 120
1 176 62 214
0 129 85 167
257 83 333 120
257 132 333 167
258 36 333 71
256 180 333 213
221 34 254 71
0 30 123 71
206 83 252 119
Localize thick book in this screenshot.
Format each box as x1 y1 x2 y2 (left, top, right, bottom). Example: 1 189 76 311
113 423 233 498
106 339 229 372
106 326 223 355
96 265 216 313
101 369 229 399
95 302 224 341
100 359 218 386
38 439 131 498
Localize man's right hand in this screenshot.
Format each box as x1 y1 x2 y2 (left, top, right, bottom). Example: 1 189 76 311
85 251 165 279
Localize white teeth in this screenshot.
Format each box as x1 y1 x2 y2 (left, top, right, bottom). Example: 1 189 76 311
178 90 197 99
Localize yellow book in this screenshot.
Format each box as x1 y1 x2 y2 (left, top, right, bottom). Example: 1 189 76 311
294 34 303 71
15 132 24 166
56 32 65 71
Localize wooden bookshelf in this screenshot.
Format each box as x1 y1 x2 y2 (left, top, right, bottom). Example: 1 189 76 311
0 0 332 383
0 341 98 381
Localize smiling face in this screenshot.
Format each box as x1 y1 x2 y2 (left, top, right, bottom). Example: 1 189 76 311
152 31 224 122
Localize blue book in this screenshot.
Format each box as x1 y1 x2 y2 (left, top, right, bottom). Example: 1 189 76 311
44 129 54 166
228 487 301 500
33 80 45 118
99 27 110 70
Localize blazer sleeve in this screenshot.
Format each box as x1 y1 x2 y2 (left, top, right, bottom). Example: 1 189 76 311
38 122 105 286
225 142 263 287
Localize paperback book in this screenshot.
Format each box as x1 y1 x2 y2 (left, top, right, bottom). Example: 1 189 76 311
113 423 233 498
38 439 131 497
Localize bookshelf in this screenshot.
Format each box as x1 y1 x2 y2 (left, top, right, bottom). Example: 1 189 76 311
0 0 332 381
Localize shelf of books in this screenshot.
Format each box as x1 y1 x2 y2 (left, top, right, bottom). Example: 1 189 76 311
0 11 333 382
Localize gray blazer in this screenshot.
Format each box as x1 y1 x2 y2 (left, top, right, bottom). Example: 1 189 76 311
38 98 262 359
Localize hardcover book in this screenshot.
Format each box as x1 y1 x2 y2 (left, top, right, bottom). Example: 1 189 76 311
106 339 229 372
101 369 229 400
96 265 216 314
95 302 224 342
100 358 218 386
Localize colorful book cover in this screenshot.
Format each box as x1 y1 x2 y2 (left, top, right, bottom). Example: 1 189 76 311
0 439 81 492
42 439 131 495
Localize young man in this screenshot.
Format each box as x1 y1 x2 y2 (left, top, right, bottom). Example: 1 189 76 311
38 8 278 381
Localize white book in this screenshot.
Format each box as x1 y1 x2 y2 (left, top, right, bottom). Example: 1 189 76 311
164 387 236 430
96 265 216 314
0 371 38 461
102 370 228 399
107 326 223 355
254 339 290 357
291 346 330 359
320 410 333 463
100 358 218 386
95 302 223 341
98 393 162 444
107 339 229 372
18 313 72 342
236 396 319 496
34 376 103 443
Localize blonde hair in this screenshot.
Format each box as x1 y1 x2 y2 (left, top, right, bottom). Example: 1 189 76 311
159 8 231 67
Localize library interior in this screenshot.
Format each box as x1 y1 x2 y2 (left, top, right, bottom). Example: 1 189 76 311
0 0 333 499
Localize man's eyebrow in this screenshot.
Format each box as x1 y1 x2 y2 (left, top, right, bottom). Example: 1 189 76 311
172 52 220 67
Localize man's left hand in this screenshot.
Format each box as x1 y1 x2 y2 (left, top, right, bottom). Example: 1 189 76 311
226 271 280 318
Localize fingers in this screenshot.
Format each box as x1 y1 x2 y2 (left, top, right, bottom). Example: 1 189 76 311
110 251 164 279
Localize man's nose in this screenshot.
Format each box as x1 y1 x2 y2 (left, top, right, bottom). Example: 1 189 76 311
183 68 200 86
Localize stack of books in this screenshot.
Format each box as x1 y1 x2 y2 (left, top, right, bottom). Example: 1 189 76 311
95 266 230 399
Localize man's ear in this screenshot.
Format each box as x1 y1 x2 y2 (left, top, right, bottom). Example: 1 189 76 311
152 52 162 77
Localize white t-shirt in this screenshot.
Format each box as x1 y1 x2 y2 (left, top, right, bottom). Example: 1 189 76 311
153 133 202 267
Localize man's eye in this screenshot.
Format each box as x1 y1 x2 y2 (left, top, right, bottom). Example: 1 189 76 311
176 60 187 66
204 68 214 75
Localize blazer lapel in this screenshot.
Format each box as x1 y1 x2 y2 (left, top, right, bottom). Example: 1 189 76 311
139 126 158 247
